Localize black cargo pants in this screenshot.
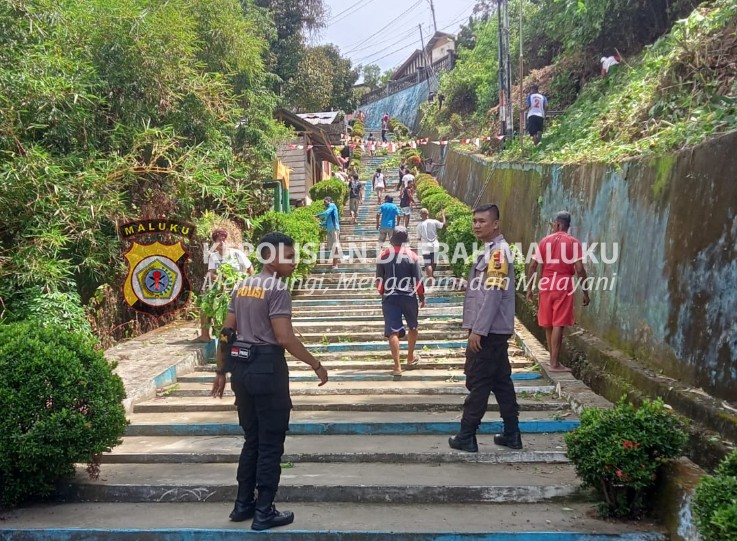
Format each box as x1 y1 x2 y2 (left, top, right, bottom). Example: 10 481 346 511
460 333 519 436
229 346 292 507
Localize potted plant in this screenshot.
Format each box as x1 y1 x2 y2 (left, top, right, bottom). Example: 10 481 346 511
565 398 687 518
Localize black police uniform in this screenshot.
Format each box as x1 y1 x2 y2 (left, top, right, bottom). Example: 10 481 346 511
224 272 294 528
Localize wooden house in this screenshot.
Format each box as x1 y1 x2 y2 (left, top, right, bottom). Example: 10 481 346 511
274 109 341 206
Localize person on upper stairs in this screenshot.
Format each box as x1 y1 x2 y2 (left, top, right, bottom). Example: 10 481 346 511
524 84 548 146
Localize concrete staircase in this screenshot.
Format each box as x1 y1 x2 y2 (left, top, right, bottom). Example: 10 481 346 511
0 155 667 540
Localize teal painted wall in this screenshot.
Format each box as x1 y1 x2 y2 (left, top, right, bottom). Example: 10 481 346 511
422 132 737 401
361 80 431 132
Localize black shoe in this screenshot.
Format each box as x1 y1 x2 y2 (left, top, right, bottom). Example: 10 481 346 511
448 434 478 453
493 431 523 449
251 505 295 531
229 500 256 522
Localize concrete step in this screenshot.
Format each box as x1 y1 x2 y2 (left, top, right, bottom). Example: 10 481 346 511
166 380 556 397
296 330 470 344
291 313 464 325
176 369 542 384
133 394 567 414
291 306 463 317
55 462 586 504
303 339 473 352
124 411 578 437
198 354 530 371
291 319 464 332
103 434 570 464
0 501 668 539
293 297 463 308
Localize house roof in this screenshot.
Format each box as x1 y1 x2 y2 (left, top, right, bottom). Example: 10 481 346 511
274 108 340 166
425 31 454 51
296 111 343 125
391 49 423 80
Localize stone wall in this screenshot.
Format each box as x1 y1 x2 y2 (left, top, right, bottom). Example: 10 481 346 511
360 80 431 132
422 132 737 401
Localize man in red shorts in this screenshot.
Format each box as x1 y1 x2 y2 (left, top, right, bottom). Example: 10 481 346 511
526 211 590 371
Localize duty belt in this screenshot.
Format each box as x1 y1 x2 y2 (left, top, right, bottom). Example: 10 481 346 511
228 341 284 363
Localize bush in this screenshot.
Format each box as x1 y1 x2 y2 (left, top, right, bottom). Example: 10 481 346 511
0 322 127 507
7 287 92 336
352 119 365 139
406 154 422 168
310 179 349 208
442 213 476 277
694 449 737 541
565 399 688 518
251 202 323 281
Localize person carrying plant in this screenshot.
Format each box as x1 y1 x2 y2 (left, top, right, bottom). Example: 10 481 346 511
416 208 446 285
449 204 521 452
375 226 425 376
372 168 386 204
376 194 400 245
526 211 590 372
198 228 254 342
211 232 329 530
524 84 548 146
315 197 342 269
381 113 390 143
348 174 364 225
396 161 407 191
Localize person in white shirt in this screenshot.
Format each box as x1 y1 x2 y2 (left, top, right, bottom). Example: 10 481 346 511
197 229 254 342
416 208 446 284
601 55 621 77
372 168 386 205
524 84 548 146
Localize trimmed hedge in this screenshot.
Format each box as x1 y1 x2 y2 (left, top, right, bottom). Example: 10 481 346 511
251 201 323 281
310 179 349 208
694 449 737 540
0 322 127 506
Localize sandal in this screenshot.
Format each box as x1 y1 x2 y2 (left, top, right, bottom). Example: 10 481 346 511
406 353 422 368
391 370 402 377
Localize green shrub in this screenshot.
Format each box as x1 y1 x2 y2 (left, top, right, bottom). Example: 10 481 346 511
310 179 349 208
251 202 322 281
352 119 365 139
196 262 249 334
694 449 737 540
7 286 92 336
443 213 476 277
0 322 127 506
565 399 688 518
422 193 454 216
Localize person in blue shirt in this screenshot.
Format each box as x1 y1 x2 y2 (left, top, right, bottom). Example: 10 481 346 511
376 195 400 244
315 197 341 269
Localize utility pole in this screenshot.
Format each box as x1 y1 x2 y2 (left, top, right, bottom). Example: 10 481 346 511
419 24 428 70
496 0 514 140
429 0 438 33
519 0 525 150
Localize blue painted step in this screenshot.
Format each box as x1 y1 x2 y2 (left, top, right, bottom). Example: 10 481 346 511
306 340 468 352
125 420 581 437
0 530 667 541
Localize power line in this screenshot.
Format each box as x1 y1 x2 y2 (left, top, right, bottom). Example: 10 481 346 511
342 0 424 53
329 0 376 26
352 27 422 63
328 0 364 21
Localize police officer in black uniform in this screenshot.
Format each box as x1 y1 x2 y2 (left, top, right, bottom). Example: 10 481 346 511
211 232 329 531
448 204 521 453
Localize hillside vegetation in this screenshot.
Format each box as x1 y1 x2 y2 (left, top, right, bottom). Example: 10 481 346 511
422 0 737 163
0 0 287 340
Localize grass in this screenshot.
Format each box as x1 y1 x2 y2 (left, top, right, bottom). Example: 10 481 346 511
499 0 737 164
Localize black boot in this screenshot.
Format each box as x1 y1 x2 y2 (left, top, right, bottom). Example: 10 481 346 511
251 505 295 531
229 500 256 522
448 433 478 453
493 431 523 449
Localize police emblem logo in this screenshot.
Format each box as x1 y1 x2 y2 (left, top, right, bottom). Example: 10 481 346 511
119 220 195 317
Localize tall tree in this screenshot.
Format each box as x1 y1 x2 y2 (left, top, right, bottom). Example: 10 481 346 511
250 0 327 95
362 64 381 88
288 44 359 112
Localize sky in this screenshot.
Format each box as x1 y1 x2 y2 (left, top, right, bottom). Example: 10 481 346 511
313 0 477 75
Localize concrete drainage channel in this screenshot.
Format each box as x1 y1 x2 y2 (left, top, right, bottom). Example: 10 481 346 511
0 156 667 540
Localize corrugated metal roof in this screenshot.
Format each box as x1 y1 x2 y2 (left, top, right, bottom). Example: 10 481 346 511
296 111 342 125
